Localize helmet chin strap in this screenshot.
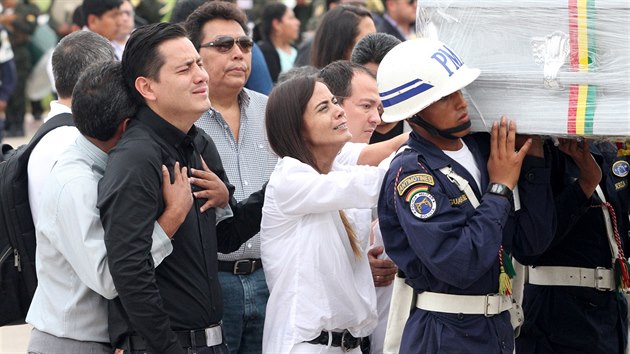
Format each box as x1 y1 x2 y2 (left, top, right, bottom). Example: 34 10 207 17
409 114 471 140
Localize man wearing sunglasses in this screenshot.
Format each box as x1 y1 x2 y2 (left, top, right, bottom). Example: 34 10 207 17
185 3 277 354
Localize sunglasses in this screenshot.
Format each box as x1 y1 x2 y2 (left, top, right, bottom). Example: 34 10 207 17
200 36 254 53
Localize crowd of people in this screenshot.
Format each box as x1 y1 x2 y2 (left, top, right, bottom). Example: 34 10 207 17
6 0 630 354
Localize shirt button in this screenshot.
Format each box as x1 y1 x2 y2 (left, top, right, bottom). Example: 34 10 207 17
527 172 535 181
212 306 216 311
258 144 264 149
244 180 249 186
247 243 252 248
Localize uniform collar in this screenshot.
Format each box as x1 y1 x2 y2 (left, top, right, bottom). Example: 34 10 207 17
406 131 489 196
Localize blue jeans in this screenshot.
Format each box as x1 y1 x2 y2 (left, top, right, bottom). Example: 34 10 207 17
218 268 269 354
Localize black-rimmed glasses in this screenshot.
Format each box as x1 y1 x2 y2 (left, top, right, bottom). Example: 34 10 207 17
200 36 254 53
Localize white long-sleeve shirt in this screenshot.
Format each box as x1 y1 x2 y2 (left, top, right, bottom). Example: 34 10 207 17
27 101 78 224
26 135 173 343
261 157 385 353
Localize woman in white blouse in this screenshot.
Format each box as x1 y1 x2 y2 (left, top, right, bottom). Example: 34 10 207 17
261 76 386 353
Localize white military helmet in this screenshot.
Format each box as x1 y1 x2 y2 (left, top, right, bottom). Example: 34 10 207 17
377 38 480 123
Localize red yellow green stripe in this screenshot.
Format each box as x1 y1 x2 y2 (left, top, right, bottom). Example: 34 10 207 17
404 185 429 202
567 0 596 135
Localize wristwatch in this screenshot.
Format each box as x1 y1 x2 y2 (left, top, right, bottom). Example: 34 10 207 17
486 183 513 202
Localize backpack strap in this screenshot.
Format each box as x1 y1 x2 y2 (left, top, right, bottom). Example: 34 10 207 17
17 113 74 162
27 113 74 149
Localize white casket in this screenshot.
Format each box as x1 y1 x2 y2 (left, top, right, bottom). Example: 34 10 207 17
417 0 630 138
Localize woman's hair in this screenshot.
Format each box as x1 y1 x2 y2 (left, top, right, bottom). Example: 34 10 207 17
265 77 361 257
260 2 288 41
265 76 319 171
310 5 373 69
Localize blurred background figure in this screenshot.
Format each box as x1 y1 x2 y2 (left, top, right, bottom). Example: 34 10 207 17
0 22 16 144
134 0 165 24
112 0 135 55
257 2 300 83
292 0 311 44
310 4 374 69
170 0 204 23
293 0 368 67
47 0 82 38
26 8 58 124
376 0 416 41
0 0 39 137
82 0 122 59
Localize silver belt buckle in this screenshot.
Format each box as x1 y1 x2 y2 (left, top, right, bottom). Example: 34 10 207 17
233 259 255 275
205 325 223 347
594 267 611 291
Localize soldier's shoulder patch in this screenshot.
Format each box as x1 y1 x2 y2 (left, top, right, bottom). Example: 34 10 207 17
410 192 437 220
397 173 435 196
612 160 629 178
404 185 430 202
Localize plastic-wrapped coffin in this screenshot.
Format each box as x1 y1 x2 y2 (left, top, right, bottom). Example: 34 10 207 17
417 0 630 138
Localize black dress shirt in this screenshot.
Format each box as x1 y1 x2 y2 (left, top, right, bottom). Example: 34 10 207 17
98 106 264 354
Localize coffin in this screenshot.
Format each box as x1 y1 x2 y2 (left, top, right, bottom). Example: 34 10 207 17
417 0 630 138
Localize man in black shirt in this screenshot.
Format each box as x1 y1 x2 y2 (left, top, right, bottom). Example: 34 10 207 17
98 22 264 354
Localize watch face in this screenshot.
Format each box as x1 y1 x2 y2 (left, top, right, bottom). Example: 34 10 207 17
492 184 505 194
488 183 511 199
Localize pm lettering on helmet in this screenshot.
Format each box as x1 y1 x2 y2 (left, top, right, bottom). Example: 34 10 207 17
431 45 464 77
377 38 480 123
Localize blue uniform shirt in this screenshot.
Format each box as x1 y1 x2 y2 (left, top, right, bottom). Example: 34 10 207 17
517 141 630 354
378 131 556 354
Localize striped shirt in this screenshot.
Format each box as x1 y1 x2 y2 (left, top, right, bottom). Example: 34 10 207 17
195 88 277 261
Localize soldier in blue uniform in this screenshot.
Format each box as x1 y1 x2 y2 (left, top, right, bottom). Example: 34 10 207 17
516 139 630 354
376 38 557 353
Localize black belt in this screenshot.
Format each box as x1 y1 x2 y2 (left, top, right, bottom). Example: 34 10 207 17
126 324 223 351
306 330 362 351
218 259 262 275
